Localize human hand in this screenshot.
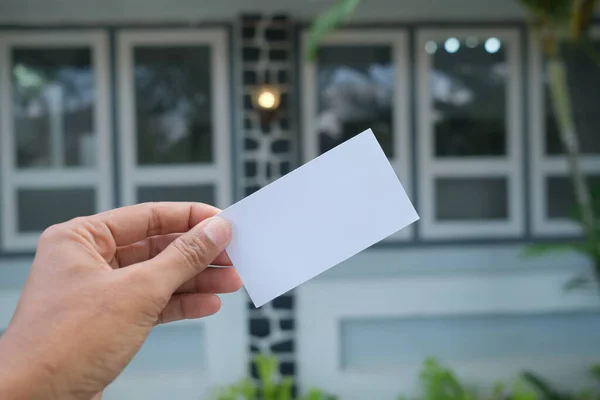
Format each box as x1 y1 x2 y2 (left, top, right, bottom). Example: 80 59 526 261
0 202 241 400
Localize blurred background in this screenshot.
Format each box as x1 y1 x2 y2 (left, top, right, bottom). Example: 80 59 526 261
0 0 599 399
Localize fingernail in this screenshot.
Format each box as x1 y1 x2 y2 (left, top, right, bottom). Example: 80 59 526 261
203 217 231 247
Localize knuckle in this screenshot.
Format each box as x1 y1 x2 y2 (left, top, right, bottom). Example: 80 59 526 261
172 234 212 271
147 203 163 237
39 223 67 243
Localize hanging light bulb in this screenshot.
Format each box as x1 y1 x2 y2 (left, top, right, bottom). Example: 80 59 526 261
484 37 501 54
444 38 460 53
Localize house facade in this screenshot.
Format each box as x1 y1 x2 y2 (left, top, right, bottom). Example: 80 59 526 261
0 0 599 399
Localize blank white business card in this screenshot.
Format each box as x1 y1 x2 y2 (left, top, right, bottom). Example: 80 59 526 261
219 129 419 307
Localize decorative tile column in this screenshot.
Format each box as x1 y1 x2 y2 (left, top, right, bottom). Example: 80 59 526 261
238 13 297 383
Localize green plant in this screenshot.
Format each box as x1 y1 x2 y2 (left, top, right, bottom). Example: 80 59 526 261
517 0 600 293
214 354 336 400
521 363 600 400
396 358 542 400
524 184 600 291
418 358 474 400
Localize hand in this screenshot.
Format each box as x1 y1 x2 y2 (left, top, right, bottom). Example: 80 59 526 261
0 202 242 400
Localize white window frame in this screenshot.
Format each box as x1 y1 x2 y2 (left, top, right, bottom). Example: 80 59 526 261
416 28 524 239
103 289 248 398
301 29 413 241
0 31 113 251
297 275 598 400
117 29 232 208
529 27 600 236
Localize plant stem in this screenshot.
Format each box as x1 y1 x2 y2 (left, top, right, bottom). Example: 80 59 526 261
546 40 600 287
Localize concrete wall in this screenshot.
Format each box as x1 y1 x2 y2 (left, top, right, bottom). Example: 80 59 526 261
0 0 528 24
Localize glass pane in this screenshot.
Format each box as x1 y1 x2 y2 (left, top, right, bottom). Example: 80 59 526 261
18 188 96 232
137 185 215 204
546 176 600 219
317 45 394 157
545 40 600 155
341 313 600 369
104 325 205 400
12 48 96 168
435 177 508 220
134 46 213 165
428 36 507 156
124 325 205 373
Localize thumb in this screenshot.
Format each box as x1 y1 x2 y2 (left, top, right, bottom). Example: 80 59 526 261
144 216 232 292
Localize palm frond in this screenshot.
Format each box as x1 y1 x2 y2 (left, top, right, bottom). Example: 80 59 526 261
306 0 361 60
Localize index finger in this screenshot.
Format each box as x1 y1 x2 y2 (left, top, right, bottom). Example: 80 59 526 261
91 202 222 247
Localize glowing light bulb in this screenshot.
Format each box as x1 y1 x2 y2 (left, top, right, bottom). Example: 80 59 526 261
257 91 276 109
444 38 460 53
485 37 501 53
425 41 437 54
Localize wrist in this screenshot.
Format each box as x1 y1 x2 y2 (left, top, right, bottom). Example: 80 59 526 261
0 329 61 400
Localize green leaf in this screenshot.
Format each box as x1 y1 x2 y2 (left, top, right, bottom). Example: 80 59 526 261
570 0 600 40
419 358 472 400
492 382 505 400
512 378 540 400
278 376 293 400
517 0 572 25
521 371 562 400
239 378 256 400
303 388 326 400
588 363 600 381
306 0 361 60
255 354 278 400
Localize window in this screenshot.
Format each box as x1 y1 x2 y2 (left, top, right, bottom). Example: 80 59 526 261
529 27 600 236
0 31 112 251
417 29 523 239
117 30 232 208
301 30 412 240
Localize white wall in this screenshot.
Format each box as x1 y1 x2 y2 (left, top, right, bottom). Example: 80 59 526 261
297 244 600 400
0 0 528 24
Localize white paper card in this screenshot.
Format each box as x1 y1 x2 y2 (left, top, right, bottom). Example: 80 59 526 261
220 129 419 307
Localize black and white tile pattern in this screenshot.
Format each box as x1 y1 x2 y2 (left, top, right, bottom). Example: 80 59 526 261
238 13 297 383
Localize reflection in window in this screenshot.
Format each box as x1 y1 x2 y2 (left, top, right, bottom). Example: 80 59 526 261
545 40 600 155
134 46 213 165
137 185 215 204
12 48 96 168
17 188 96 232
435 177 508 220
546 176 600 219
316 46 394 157
428 37 507 157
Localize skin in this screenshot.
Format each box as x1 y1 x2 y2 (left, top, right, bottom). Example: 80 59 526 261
0 202 241 400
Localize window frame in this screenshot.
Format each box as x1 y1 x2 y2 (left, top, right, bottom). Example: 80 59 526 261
300 29 413 241
0 31 113 251
416 28 524 240
116 29 232 208
529 27 600 237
